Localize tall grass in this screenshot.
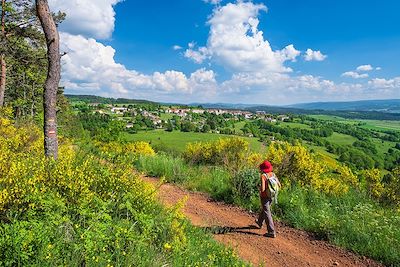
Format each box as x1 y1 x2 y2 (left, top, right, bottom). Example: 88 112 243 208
277 186 400 265
136 154 233 203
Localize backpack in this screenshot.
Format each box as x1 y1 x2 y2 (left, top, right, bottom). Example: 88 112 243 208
264 173 279 203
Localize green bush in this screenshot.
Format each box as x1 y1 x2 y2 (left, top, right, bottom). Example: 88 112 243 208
231 168 259 203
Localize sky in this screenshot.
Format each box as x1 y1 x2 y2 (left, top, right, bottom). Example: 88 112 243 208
49 0 400 105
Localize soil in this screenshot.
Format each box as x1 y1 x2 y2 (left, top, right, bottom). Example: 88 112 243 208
144 177 383 267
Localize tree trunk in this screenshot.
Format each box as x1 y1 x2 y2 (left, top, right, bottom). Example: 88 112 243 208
0 0 6 106
36 0 60 159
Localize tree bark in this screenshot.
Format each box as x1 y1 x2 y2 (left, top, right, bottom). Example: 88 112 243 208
0 0 6 106
36 0 60 159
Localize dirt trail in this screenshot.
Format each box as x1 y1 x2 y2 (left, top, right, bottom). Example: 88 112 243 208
145 177 383 267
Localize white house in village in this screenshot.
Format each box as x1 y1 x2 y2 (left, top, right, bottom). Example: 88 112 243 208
111 107 128 114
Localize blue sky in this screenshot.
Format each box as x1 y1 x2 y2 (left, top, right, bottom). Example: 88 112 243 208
50 0 400 105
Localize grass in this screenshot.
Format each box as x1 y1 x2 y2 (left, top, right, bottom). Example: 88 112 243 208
159 113 174 120
309 115 400 132
281 121 312 130
371 138 397 156
308 114 352 123
359 120 400 132
277 186 400 266
324 132 357 146
122 130 264 153
135 154 233 203
233 121 247 134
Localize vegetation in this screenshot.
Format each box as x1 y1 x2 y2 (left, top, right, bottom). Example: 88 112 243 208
135 136 400 266
0 109 248 266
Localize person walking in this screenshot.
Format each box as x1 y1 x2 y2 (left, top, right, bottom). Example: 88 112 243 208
255 160 281 238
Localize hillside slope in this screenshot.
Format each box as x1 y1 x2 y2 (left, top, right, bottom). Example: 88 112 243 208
145 177 382 267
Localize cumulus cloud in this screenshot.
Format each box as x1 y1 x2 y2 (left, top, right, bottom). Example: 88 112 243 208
368 77 400 89
49 0 121 39
184 43 209 64
186 2 300 73
342 64 380 79
304 49 327 61
60 33 217 100
356 64 374 72
341 71 369 79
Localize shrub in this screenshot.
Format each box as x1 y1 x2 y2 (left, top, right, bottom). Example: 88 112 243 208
231 168 259 203
183 137 250 172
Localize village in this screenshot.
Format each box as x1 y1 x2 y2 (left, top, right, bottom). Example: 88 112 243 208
83 102 291 135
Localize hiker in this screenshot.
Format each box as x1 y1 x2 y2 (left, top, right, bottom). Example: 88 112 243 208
255 160 281 238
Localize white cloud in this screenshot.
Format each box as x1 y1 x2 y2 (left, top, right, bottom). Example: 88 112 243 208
184 44 209 64
341 71 369 79
203 0 222 5
187 2 301 73
173 45 183 50
49 0 121 39
60 33 217 100
376 67 382 71
304 49 327 61
356 64 373 72
368 77 400 89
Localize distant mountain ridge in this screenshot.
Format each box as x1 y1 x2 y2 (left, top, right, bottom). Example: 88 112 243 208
287 99 400 113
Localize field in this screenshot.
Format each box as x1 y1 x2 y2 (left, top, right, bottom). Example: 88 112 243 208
123 130 264 153
281 121 312 130
324 132 357 146
359 120 400 132
309 115 400 132
233 121 246 133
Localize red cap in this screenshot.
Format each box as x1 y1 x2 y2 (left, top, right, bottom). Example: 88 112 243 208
259 160 273 173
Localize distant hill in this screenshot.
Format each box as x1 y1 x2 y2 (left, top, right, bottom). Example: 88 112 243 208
287 99 400 113
189 102 259 110
66 94 158 105
65 94 400 120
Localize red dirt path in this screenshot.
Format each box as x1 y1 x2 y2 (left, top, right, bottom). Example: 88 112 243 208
145 177 383 267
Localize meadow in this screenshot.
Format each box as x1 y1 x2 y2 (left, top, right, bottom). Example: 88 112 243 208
324 132 357 146
310 115 400 132
122 130 264 153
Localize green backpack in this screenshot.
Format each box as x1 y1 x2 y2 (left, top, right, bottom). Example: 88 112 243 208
265 173 280 203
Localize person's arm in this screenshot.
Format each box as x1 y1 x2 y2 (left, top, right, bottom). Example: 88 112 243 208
260 174 266 193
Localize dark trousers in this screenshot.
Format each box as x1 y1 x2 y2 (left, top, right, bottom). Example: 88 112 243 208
257 197 275 234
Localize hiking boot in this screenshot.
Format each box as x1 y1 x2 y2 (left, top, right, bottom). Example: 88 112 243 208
254 219 262 229
263 232 276 238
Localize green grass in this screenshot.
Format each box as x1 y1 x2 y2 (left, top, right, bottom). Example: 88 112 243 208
309 114 350 122
281 122 312 130
324 132 357 146
309 116 400 132
359 120 400 132
122 130 264 153
371 138 397 156
233 121 247 134
159 113 174 120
